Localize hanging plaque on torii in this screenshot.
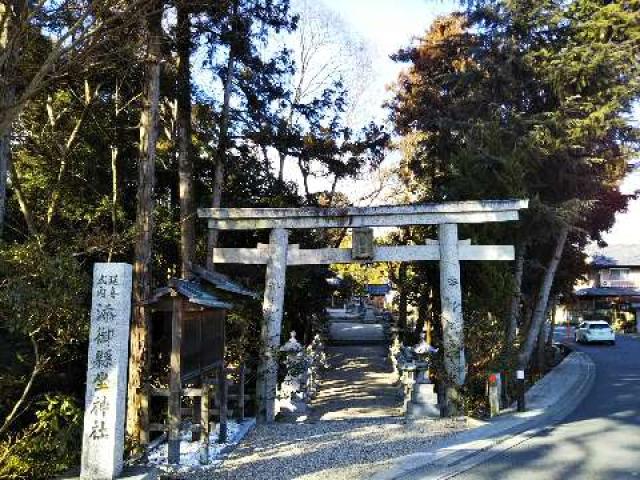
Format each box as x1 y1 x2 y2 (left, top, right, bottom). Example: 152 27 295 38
198 199 528 421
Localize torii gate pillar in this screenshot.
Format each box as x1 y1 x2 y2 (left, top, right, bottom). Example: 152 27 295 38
439 224 464 415
257 228 289 423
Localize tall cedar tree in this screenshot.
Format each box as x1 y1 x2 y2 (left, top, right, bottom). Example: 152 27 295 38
391 1 638 408
127 1 163 443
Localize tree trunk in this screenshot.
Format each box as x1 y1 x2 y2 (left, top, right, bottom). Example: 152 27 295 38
176 5 194 279
260 144 270 174
277 150 285 182
126 3 163 444
0 1 16 238
108 144 118 262
0 335 43 437
505 242 526 353
546 294 558 347
108 85 121 262
298 158 312 203
535 306 548 373
0 102 11 238
206 37 236 270
329 175 339 204
517 225 569 370
9 162 36 236
45 89 93 226
415 282 429 339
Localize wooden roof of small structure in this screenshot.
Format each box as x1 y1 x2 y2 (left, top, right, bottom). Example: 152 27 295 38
148 278 233 310
191 264 257 298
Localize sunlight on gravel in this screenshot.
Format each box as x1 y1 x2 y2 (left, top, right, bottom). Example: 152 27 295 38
204 417 468 480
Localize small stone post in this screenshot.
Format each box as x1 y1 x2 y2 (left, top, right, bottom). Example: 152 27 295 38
488 373 501 417
257 228 289 423
438 223 465 415
516 369 526 412
81 263 132 480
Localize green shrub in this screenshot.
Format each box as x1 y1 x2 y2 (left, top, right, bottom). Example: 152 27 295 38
0 395 83 480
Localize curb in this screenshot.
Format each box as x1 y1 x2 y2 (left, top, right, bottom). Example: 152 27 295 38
372 351 596 480
619 331 640 341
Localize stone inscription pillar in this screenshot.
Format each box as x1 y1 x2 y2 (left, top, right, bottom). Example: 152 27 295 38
81 263 132 479
438 224 465 415
257 228 289 423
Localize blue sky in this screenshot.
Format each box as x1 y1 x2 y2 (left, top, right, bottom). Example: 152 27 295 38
322 0 458 121
323 0 457 52
286 0 460 200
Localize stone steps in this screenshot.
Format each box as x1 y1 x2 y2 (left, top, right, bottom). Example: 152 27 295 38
328 321 387 345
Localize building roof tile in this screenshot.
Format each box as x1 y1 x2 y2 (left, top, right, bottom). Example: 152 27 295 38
588 244 640 267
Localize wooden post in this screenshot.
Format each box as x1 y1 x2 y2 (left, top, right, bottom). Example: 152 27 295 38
140 385 150 460
218 365 228 443
199 383 210 465
256 228 289 423
168 296 183 464
192 395 201 442
438 223 465 416
238 364 245 422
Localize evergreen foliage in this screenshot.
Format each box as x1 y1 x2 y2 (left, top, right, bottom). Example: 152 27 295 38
0 0 387 474
390 0 639 411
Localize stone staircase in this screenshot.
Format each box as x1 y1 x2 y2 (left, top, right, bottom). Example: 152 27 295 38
327 305 389 345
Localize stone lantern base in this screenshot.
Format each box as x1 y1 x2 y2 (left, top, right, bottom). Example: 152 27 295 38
407 383 440 418
407 362 440 418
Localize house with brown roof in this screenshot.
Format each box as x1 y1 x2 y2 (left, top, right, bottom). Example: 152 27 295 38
572 245 640 332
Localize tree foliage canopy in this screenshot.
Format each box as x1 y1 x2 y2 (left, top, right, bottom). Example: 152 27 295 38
390 0 639 406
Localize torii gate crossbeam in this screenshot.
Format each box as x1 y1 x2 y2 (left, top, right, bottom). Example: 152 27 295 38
198 199 528 421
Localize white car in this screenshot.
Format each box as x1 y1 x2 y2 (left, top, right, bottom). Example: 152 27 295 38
575 320 616 345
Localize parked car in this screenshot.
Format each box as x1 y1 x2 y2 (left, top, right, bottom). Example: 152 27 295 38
575 320 616 345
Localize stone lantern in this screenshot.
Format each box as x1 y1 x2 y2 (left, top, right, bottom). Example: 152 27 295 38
407 332 440 418
413 332 437 381
278 331 308 418
281 330 303 354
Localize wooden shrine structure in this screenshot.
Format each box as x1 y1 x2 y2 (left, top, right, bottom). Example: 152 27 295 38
142 271 255 463
198 199 529 421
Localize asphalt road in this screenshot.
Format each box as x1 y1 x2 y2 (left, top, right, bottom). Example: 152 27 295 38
451 328 640 480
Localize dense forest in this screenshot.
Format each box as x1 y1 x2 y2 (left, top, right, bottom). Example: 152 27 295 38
1 0 638 477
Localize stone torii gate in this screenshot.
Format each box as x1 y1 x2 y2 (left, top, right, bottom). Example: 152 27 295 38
198 199 528 421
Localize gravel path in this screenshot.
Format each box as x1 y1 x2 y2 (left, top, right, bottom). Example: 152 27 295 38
191 345 469 480
205 416 468 480
310 345 403 420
